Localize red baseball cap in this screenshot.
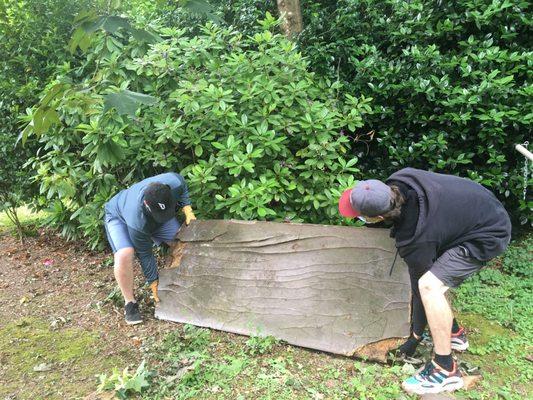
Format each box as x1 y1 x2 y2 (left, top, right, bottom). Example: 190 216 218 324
338 180 392 218
338 188 360 218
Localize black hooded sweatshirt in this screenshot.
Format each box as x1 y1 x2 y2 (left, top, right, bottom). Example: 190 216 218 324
386 168 512 336
387 167 511 270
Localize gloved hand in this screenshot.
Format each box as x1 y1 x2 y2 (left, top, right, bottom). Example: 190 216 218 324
149 280 160 303
182 205 196 225
395 333 422 357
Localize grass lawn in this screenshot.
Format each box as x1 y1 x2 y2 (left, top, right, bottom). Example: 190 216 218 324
1 208 531 399
0 205 47 233
110 237 533 400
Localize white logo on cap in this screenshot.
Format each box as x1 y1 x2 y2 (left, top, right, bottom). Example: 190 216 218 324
158 202 166 210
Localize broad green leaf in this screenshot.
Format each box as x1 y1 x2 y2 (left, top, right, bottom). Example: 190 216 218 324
183 0 222 23
103 90 158 116
195 144 203 157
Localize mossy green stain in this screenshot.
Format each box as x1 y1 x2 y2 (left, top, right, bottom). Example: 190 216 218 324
0 317 130 399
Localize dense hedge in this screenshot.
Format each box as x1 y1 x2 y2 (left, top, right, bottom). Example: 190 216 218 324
0 0 93 229
25 16 370 248
11 0 533 248
299 0 532 225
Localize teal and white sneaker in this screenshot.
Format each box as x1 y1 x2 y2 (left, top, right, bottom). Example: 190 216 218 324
402 360 464 395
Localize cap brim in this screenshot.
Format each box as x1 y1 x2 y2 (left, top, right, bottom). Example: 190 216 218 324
338 189 360 218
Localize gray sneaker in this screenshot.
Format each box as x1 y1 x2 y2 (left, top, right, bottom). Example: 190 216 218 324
451 327 469 351
421 328 469 352
125 302 143 325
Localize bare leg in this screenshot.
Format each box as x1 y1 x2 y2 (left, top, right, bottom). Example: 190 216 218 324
114 247 136 303
418 271 452 356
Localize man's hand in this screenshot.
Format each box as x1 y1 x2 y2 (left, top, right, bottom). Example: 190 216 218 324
182 205 196 225
149 280 160 303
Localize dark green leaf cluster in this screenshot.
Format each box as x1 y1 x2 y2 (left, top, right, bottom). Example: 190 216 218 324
0 0 93 230
299 0 532 225
500 235 533 277
25 17 370 248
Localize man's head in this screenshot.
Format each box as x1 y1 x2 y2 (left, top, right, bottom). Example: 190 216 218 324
338 179 403 223
143 182 176 223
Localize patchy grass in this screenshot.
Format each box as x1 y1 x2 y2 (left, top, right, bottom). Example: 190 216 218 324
1 216 530 399
130 313 530 400
0 205 47 234
451 237 533 400
137 325 411 400
0 317 128 399
92 235 532 400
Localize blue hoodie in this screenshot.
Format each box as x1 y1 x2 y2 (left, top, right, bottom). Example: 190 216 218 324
104 172 191 282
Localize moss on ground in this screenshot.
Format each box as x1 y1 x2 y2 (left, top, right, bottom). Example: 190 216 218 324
0 317 128 399
454 313 531 399
458 312 513 347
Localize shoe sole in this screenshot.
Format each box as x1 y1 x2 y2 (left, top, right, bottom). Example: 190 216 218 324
403 379 464 395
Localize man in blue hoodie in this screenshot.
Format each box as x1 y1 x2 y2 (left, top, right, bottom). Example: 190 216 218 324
104 172 196 325
338 168 511 395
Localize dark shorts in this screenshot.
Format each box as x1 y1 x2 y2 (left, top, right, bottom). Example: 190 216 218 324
430 246 485 288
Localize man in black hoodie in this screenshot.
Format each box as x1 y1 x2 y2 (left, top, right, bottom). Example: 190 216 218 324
338 168 511 395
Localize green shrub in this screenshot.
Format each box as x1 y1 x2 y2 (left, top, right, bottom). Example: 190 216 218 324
245 335 280 355
501 235 532 277
0 0 93 237
24 13 369 248
299 0 532 225
97 360 152 399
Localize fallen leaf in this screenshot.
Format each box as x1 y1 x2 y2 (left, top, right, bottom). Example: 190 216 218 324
401 363 416 374
33 363 52 372
463 374 483 390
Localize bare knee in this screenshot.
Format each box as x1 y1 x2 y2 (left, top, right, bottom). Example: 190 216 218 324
114 247 135 269
418 272 446 297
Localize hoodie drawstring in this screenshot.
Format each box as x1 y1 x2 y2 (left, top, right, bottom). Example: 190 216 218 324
389 248 399 276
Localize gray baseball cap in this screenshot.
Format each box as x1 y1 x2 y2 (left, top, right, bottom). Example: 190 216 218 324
338 179 392 218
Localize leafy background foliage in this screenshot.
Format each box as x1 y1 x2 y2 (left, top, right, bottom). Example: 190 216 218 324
298 0 532 225
0 0 93 237
2 0 531 248
24 14 368 248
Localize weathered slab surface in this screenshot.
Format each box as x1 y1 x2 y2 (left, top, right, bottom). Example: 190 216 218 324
155 220 411 358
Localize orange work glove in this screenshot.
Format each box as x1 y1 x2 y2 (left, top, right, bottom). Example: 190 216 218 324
182 205 196 225
149 280 160 303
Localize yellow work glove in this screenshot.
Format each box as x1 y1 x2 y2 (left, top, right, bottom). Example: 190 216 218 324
182 205 196 225
149 280 160 303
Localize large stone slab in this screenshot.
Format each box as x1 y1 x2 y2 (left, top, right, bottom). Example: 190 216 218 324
155 220 411 359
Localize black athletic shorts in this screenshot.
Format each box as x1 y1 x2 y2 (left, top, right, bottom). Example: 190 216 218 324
430 246 486 288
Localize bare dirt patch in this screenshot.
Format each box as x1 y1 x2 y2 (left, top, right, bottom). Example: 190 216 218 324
0 229 175 399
